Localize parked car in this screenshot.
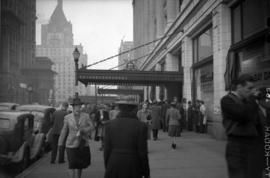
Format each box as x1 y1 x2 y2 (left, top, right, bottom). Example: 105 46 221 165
0 111 45 172
16 105 56 150
0 103 19 111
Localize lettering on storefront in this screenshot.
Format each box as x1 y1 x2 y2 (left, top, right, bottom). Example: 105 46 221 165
252 70 270 82
200 72 213 92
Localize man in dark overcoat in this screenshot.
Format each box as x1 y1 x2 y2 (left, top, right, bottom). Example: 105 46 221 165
50 102 69 164
104 101 150 178
96 105 110 150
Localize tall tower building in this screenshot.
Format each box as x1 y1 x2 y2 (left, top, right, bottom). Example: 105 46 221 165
36 0 91 104
118 40 134 70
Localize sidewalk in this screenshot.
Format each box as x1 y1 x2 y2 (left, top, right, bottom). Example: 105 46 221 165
16 131 228 178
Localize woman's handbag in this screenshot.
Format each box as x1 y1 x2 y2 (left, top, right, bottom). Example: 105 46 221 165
77 138 86 151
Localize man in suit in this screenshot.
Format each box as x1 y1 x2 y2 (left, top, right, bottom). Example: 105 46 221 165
50 102 69 164
104 101 150 178
221 74 263 178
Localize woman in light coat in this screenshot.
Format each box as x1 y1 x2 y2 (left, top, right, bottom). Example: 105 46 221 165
58 98 94 178
137 102 152 139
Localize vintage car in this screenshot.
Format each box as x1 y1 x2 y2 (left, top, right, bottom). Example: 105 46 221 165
0 103 19 111
16 105 56 150
0 111 45 172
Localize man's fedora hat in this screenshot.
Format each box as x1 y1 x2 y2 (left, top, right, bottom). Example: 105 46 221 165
70 97 83 106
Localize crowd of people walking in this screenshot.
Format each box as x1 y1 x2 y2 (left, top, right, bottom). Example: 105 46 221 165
48 74 269 178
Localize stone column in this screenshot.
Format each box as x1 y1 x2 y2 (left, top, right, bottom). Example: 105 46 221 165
165 53 179 101
212 4 231 139
156 0 165 38
165 53 178 71
166 0 177 30
155 63 161 101
149 0 156 51
182 37 193 102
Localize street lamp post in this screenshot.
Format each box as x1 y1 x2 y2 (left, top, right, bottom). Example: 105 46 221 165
73 47 80 86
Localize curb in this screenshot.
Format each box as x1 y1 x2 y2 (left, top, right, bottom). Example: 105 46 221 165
15 153 49 178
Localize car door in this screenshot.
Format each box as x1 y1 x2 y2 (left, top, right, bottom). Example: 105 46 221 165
23 115 34 147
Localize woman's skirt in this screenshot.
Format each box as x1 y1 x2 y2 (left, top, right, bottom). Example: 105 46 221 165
168 125 181 137
66 146 91 169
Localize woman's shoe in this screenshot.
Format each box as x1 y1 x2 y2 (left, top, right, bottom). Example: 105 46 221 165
172 143 176 149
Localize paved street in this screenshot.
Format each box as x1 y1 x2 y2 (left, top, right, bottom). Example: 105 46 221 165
16 131 228 178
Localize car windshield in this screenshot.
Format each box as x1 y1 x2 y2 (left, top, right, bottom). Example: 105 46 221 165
0 118 10 129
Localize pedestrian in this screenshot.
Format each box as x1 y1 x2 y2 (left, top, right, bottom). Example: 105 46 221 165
199 100 207 133
193 100 201 133
166 101 181 149
109 104 120 120
187 101 194 131
149 101 161 140
104 101 150 178
96 104 110 151
161 100 170 132
137 102 152 140
50 101 69 164
58 97 94 178
220 74 263 178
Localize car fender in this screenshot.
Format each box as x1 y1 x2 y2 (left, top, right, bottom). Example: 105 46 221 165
30 133 45 160
10 142 29 163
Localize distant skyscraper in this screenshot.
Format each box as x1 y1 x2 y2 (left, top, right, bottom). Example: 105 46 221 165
118 40 134 70
36 0 92 104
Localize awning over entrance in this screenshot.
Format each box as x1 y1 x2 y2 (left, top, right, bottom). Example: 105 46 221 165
97 88 144 95
77 69 183 86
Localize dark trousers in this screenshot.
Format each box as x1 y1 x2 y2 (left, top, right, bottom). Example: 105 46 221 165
152 129 158 139
226 139 264 178
51 134 65 163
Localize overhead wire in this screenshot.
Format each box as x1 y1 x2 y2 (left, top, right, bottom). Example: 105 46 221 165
85 34 171 68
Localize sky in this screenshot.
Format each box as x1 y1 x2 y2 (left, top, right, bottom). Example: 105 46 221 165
36 0 133 69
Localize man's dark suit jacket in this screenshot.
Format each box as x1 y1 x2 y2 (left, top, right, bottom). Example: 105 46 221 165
51 110 68 135
104 116 150 178
220 93 260 137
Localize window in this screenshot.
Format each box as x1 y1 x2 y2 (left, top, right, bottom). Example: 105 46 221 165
231 0 266 44
193 27 213 63
0 119 10 129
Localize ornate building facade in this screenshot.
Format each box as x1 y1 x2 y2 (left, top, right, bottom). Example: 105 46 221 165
133 0 270 138
36 0 92 104
0 0 36 103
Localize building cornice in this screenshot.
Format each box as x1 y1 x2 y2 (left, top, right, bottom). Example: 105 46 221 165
141 0 223 71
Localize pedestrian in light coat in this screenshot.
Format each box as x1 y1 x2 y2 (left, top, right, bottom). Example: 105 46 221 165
166 102 181 149
137 102 152 140
58 97 94 178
